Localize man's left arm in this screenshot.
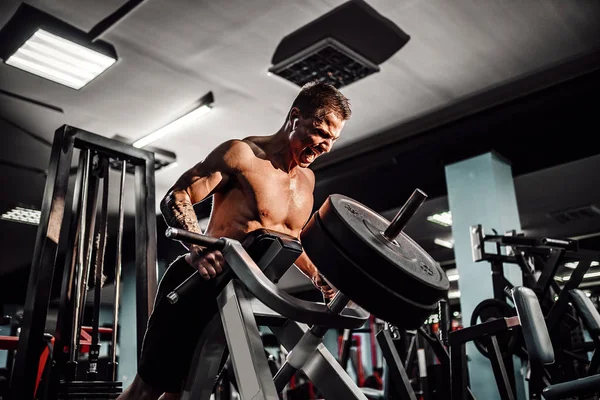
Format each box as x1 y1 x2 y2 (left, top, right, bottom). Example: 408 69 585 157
295 251 337 299
294 251 319 286
296 169 336 299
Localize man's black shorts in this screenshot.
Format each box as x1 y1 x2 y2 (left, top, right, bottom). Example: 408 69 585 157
138 255 220 393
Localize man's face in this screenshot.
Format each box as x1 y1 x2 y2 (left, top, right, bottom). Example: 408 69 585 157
289 108 345 168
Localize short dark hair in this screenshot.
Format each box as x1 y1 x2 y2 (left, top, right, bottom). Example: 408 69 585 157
290 81 351 122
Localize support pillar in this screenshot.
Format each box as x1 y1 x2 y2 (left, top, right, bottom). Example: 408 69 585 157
445 152 526 400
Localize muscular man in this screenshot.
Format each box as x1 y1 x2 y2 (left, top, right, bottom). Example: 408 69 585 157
117 81 351 399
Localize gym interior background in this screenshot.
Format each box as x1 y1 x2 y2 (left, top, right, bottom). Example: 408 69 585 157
0 0 599 399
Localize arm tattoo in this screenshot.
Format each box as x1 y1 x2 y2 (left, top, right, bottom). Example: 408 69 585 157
160 192 202 234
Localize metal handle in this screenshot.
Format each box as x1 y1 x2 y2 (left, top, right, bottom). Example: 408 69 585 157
383 189 427 241
164 228 230 303
167 268 231 305
164 231 368 329
165 227 227 251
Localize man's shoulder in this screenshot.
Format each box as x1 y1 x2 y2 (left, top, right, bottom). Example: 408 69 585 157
218 139 258 157
216 139 261 170
299 167 315 185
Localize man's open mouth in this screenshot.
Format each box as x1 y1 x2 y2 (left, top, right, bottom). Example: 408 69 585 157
302 147 319 163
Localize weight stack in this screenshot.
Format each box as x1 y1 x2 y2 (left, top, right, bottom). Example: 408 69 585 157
58 381 122 399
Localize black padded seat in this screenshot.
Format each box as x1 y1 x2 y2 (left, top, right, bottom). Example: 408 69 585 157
570 289 600 334
542 374 600 399
511 286 554 364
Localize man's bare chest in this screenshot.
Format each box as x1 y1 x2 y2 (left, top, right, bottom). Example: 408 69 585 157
238 168 313 229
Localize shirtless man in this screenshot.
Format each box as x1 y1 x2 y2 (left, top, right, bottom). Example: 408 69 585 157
117 81 351 400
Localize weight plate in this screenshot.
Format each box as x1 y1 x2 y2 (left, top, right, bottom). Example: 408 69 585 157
317 195 449 305
470 299 518 359
302 210 437 330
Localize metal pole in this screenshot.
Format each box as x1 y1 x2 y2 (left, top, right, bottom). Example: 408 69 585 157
76 169 101 337
134 159 157 360
47 151 86 398
109 160 127 380
9 126 75 400
273 291 350 392
88 158 110 379
69 149 92 365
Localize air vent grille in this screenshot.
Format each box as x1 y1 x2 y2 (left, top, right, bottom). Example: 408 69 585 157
268 38 379 89
547 205 600 224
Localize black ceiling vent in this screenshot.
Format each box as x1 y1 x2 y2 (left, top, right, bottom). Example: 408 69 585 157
269 0 410 89
547 205 600 224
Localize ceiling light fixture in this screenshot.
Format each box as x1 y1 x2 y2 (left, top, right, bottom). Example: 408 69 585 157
0 4 118 90
448 290 461 299
445 268 459 281
133 98 213 149
434 238 454 249
564 261 599 269
6 29 115 89
557 270 600 282
427 211 452 227
1 206 41 226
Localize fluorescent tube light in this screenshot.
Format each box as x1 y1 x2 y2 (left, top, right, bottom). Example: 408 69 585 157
427 211 452 227
445 268 459 282
564 261 599 269
133 104 212 149
434 238 454 249
1 206 41 226
6 29 116 89
558 270 600 282
448 290 461 299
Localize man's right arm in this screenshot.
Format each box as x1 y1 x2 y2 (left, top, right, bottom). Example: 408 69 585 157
160 192 203 234
159 139 251 234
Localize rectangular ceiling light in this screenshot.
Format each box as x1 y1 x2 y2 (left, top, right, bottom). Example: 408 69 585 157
133 104 212 149
1 206 41 226
434 238 454 249
0 4 118 90
427 211 452 227
6 29 116 90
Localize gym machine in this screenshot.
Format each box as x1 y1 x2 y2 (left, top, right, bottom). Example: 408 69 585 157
460 286 600 400
8 125 158 400
162 188 451 399
165 226 370 400
470 225 600 385
374 226 600 400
